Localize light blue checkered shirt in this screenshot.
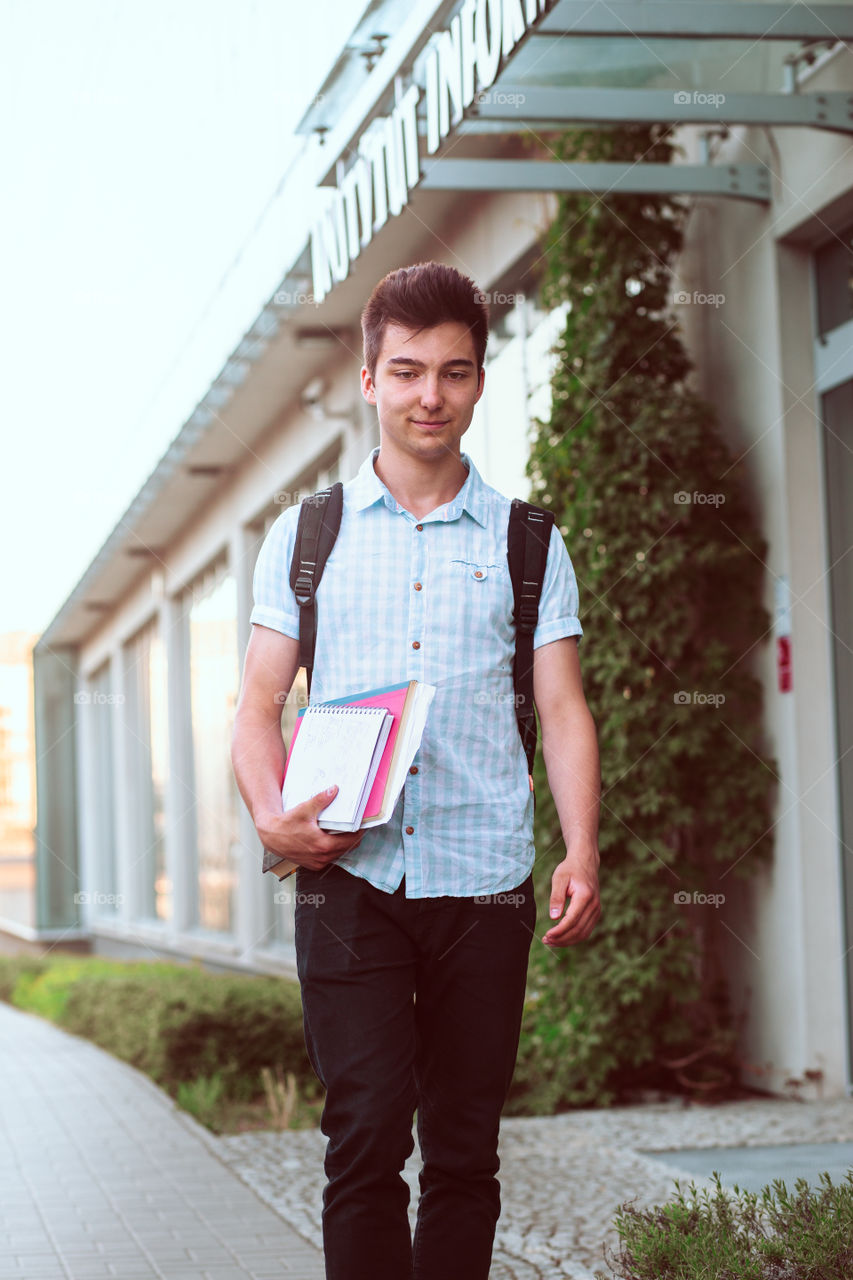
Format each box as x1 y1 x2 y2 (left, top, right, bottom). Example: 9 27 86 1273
250 446 583 898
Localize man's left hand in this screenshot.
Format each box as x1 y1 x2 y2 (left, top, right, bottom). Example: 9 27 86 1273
541 844 601 947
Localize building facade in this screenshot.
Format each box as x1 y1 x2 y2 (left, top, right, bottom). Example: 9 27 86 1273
27 0 853 1099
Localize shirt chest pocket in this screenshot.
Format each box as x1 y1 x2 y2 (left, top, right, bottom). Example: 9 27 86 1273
444 559 515 645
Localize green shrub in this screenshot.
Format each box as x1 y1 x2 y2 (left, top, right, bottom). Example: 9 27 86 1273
596 1169 853 1279
0 955 46 1001
60 964 313 1102
0 953 317 1130
10 956 128 1021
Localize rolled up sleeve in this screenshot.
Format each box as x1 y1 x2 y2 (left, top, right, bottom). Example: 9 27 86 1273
249 506 301 639
533 522 583 649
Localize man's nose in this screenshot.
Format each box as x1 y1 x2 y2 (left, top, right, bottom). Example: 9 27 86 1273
419 376 443 407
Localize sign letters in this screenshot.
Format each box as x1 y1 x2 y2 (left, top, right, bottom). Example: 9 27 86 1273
310 0 551 302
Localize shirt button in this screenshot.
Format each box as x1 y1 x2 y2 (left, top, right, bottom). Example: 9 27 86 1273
414 582 422 591
409 765 418 774
412 641 420 649
474 570 484 578
405 825 414 835
416 523 424 531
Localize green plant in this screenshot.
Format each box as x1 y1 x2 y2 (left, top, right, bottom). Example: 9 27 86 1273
0 953 318 1131
0 955 46 1001
513 123 777 1112
10 955 128 1021
177 1072 227 1130
596 1169 853 1278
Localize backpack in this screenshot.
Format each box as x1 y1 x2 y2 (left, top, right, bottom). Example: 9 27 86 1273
288 480 554 792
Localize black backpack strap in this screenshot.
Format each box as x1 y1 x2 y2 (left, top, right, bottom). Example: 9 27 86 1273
288 482 344 698
507 500 555 783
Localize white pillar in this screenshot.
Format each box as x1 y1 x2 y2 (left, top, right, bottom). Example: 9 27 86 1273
164 591 195 934
110 647 134 927
231 524 266 964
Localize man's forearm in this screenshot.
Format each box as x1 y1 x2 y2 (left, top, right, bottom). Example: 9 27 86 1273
231 710 286 825
541 706 601 856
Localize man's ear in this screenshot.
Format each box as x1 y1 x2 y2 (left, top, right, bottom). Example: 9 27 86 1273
474 365 485 403
361 365 377 405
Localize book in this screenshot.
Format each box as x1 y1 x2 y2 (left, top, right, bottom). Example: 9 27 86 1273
263 679 436 879
282 703 394 830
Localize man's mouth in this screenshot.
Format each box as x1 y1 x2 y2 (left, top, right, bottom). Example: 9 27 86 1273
412 420 448 429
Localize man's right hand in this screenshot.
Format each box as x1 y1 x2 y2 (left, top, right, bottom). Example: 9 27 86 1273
254 784 365 871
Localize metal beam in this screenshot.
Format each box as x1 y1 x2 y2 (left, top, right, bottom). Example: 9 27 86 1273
467 86 853 135
537 0 853 41
419 158 772 202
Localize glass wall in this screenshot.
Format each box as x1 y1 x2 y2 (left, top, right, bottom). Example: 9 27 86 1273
124 619 170 922
88 660 118 915
247 451 341 950
187 560 240 934
815 219 853 337
469 287 569 499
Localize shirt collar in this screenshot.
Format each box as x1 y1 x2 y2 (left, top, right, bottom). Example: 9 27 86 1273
349 446 489 528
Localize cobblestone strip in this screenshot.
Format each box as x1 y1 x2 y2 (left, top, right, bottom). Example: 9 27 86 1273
217 1098 853 1278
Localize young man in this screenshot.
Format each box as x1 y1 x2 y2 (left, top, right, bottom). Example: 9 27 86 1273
231 262 601 1280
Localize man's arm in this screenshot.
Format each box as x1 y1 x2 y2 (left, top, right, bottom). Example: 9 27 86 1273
231 624 365 869
532 635 601 947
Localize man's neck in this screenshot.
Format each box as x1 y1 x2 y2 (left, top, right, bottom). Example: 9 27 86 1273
373 448 469 520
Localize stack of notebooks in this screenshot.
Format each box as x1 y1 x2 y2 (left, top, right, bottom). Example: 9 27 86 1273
262 679 435 879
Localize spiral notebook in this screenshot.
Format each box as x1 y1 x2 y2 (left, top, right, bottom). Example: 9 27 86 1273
281 703 394 832
263 679 436 878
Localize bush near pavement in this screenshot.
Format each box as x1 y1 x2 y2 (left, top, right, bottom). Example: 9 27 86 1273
0 953 320 1132
597 1169 853 1279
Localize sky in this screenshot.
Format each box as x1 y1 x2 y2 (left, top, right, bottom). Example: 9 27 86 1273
0 0 366 637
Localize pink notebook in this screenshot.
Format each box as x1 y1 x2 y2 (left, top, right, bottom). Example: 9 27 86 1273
287 680 415 823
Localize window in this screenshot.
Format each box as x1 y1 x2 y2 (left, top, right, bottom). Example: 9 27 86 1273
187 562 240 934
247 449 342 950
124 619 170 922
88 661 118 914
815 220 853 337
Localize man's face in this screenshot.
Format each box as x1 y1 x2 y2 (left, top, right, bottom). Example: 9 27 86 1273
361 320 485 466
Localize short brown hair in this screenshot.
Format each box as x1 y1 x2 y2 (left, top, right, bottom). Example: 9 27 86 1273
361 261 489 380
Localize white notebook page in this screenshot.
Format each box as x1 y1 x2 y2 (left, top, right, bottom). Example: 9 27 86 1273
281 705 391 826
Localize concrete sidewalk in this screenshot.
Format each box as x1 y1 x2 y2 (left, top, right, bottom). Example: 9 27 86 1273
0 1002 325 1280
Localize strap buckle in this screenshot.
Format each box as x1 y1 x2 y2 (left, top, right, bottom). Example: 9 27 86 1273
294 571 315 607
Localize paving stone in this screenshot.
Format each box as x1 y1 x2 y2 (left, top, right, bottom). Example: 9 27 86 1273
0 1002 326 1280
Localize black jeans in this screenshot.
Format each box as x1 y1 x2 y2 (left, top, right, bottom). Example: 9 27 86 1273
293 861 537 1280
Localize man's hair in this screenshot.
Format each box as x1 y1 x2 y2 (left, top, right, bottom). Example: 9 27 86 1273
361 261 490 380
